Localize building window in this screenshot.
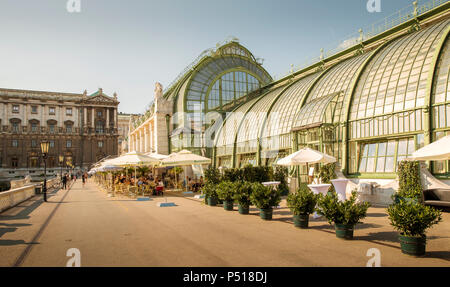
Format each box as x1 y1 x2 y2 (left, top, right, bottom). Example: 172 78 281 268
96 121 104 134
31 106 38 113
98 141 103 148
66 140 72 148
12 105 19 113
29 157 39 168
12 122 19 133
49 124 55 133
66 124 73 133
31 140 37 148
50 140 55 148
49 107 56 115
12 140 18 147
97 111 103 117
31 122 38 132
357 138 415 173
11 157 19 168
66 108 72 116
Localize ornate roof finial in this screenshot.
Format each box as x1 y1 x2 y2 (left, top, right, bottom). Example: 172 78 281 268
113 92 118 100
320 48 324 61
98 88 103 95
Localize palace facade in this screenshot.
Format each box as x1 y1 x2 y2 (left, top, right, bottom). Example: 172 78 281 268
0 87 119 178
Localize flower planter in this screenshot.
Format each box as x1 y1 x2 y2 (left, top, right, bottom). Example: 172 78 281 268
223 200 234 211
259 208 273 220
399 234 426 256
207 196 218 206
335 223 354 240
238 204 249 214
293 214 309 229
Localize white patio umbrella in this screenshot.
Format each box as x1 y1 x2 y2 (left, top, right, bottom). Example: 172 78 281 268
276 147 336 186
144 152 169 160
160 150 211 191
106 151 160 188
409 135 450 161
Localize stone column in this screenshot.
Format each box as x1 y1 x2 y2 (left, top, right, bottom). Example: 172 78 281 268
91 108 95 128
59 105 63 128
106 108 110 129
84 107 87 127
144 126 148 153
150 123 154 152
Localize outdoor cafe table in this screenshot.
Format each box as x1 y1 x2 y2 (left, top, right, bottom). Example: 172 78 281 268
307 184 331 219
262 181 281 188
331 179 349 202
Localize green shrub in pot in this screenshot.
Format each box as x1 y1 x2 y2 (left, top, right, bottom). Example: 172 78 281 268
202 183 218 206
287 185 319 228
387 200 442 256
234 181 253 214
250 183 281 220
216 181 236 211
317 191 370 239
393 160 422 203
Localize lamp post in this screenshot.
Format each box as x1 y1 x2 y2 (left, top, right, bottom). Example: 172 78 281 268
40 141 50 202
59 155 64 181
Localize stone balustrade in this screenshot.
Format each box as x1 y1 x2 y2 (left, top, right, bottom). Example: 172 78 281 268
0 177 60 213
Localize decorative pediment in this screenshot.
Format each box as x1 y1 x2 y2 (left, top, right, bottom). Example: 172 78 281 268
86 94 117 104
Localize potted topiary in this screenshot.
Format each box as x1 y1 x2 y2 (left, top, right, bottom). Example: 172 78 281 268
250 183 282 220
234 181 253 214
217 181 236 211
317 191 370 239
202 183 219 206
287 185 319 228
387 200 442 256
393 160 422 204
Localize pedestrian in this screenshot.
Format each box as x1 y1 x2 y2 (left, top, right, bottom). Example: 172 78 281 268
62 173 67 190
82 173 86 187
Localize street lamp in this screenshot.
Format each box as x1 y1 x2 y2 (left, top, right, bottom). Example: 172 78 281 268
59 155 64 181
40 141 50 202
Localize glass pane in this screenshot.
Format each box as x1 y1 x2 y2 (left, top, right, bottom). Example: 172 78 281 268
377 142 387 157
416 134 424 149
387 141 396 156
359 158 367 173
407 139 415 155
385 157 395 172
366 158 375 173
368 144 376 157
398 139 408 156
376 157 386 172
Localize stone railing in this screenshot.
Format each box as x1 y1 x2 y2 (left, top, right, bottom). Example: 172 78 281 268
0 177 60 213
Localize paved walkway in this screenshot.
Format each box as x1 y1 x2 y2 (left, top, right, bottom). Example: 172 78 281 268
0 180 449 267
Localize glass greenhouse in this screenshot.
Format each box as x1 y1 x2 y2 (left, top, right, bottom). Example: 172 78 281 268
149 1 450 182
211 4 450 180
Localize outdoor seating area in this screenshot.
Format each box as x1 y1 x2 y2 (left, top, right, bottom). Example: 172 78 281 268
90 150 210 198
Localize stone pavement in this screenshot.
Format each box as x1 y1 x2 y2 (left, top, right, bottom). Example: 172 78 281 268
0 180 449 267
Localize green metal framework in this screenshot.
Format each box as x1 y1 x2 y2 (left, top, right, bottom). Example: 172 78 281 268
213 4 450 180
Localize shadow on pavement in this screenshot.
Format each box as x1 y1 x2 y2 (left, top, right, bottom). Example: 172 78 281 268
423 251 450 261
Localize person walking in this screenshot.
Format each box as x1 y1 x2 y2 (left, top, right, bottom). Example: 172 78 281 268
62 173 68 190
82 172 86 187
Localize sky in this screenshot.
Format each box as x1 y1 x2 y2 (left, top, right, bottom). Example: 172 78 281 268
0 0 418 114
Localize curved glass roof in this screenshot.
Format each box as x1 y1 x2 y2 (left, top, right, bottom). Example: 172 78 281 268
350 19 450 122
216 97 260 149
182 52 271 113
236 86 286 145
262 72 320 138
292 52 371 128
432 35 450 106
294 93 338 128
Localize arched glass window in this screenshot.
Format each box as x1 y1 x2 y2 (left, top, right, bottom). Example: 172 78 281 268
207 71 260 111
